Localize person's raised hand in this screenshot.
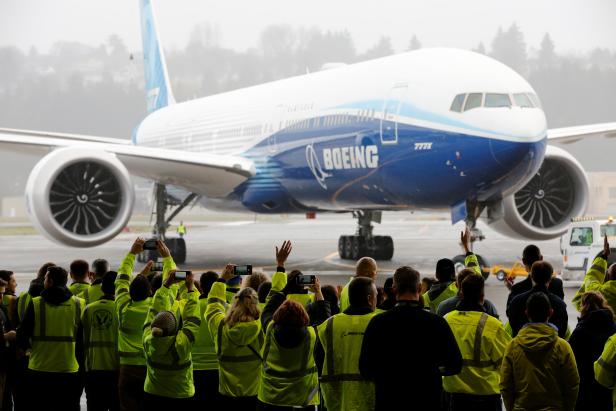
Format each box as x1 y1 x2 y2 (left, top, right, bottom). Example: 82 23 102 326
139 261 154 277
157 240 171 258
163 270 177 288
185 271 195 292
504 275 514 291
221 264 235 281
461 228 471 254
276 240 293 267
605 235 611 258
130 237 145 255
310 276 323 301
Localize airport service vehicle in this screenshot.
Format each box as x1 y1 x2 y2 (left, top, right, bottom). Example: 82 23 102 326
491 261 528 282
0 0 615 264
560 216 616 280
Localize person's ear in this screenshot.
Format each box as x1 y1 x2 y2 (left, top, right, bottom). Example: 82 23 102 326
524 308 529 319
549 308 554 318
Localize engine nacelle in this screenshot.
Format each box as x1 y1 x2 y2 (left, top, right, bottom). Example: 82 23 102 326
488 145 589 240
26 147 134 247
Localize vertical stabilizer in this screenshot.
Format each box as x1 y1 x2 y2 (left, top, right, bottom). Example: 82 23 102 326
139 0 175 113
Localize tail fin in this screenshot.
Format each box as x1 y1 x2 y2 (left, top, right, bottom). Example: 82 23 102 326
139 0 175 113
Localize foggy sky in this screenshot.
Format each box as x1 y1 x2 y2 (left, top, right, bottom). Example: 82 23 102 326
2 0 615 54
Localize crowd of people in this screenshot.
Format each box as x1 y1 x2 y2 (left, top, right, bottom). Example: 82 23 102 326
1 229 616 410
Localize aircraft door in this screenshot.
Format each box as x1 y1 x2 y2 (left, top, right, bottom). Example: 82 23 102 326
268 104 286 154
380 84 408 145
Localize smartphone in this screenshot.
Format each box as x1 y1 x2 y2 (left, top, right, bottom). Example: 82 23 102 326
143 239 158 250
296 275 316 285
152 261 163 272
174 270 191 280
233 265 253 276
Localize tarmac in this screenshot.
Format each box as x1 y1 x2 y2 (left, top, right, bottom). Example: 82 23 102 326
4 212 582 328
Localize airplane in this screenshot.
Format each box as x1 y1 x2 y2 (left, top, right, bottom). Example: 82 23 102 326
1 0 615 267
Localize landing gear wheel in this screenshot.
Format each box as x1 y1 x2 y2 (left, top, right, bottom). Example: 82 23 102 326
496 270 507 281
165 237 187 264
351 236 367 260
343 236 353 260
338 236 347 259
374 236 394 260
452 254 490 280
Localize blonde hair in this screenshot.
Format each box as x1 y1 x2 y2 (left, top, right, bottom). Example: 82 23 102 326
581 291 614 319
224 287 260 328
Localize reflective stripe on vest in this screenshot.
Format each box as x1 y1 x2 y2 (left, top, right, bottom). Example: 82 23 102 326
217 320 262 363
261 325 317 379
260 324 319 406
320 316 366 383
29 296 82 373
460 312 497 368
31 296 81 342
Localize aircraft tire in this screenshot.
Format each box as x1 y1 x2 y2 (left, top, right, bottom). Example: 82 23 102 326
374 236 394 260
165 237 187 264
338 236 348 259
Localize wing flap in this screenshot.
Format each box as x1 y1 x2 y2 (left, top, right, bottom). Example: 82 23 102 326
0 128 255 198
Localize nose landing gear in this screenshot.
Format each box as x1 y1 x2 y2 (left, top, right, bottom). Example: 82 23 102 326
338 211 394 260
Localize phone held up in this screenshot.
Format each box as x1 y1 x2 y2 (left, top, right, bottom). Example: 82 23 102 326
296 274 316 285
174 271 191 280
143 239 158 250
233 265 253 276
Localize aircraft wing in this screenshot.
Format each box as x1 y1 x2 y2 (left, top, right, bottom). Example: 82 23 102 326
548 122 616 144
0 128 255 198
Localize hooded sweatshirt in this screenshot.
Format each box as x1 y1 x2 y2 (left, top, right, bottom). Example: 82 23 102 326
205 281 263 397
500 323 579 411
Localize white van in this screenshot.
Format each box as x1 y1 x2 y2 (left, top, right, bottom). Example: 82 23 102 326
560 216 616 280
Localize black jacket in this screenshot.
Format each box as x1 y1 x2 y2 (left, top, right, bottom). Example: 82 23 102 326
506 286 568 338
359 300 462 410
569 309 616 411
507 275 564 307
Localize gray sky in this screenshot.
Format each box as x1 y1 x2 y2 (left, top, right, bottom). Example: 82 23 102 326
2 0 615 54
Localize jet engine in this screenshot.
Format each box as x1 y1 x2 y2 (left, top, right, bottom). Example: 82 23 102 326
25 147 134 247
489 145 589 240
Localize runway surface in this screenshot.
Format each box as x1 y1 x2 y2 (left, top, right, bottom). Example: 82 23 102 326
4 212 582 328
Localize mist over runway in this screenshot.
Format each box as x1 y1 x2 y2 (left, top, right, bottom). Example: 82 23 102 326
4 213 581 329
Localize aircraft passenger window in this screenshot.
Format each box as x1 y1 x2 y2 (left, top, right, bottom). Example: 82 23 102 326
570 227 593 246
513 93 534 108
484 93 511 108
464 93 483 111
527 93 542 109
450 94 466 112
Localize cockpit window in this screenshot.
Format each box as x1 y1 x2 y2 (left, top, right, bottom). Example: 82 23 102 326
513 93 534 108
485 93 511 108
450 94 466 112
527 93 542 109
464 93 482 111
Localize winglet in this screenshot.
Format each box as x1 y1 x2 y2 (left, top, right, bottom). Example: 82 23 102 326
139 0 175 113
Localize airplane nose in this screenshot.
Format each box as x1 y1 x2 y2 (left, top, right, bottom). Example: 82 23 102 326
490 107 547 168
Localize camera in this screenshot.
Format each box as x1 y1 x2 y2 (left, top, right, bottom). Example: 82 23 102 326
174 271 191 280
295 274 316 285
233 265 253 276
143 239 158 250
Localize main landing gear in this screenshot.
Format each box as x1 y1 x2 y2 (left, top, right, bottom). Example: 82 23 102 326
338 211 394 260
137 183 199 264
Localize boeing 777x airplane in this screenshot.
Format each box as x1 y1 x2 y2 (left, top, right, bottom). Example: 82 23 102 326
1 0 615 266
